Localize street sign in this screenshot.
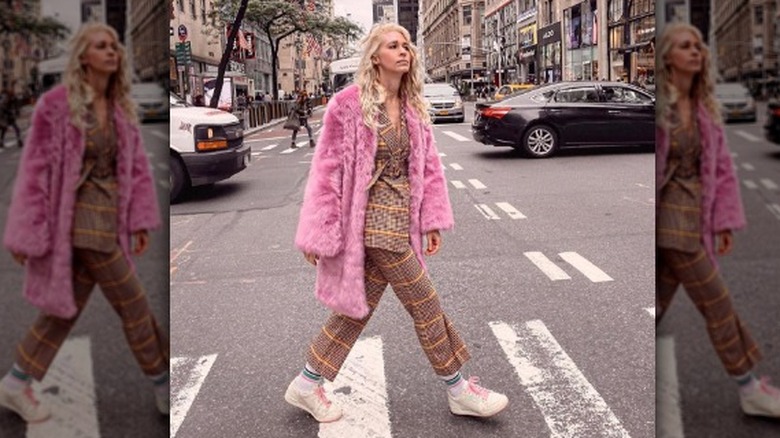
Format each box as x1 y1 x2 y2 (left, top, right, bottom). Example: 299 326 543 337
178 24 188 42
175 41 192 65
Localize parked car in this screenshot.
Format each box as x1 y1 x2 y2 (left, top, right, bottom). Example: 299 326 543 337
471 81 655 158
714 82 756 123
131 82 168 123
765 100 780 144
493 83 535 101
169 93 250 202
424 83 464 123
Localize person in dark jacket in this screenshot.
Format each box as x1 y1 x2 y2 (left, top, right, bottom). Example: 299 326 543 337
289 90 314 148
0 85 23 148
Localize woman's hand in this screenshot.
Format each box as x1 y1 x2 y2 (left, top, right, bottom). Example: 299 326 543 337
304 252 319 266
132 230 149 256
425 230 441 256
11 252 27 265
716 230 733 256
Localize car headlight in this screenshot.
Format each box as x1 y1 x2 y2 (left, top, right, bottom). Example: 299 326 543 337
194 125 229 151
454 98 463 108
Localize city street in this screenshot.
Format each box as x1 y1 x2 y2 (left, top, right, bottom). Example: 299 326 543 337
657 102 780 437
170 103 655 437
0 121 170 438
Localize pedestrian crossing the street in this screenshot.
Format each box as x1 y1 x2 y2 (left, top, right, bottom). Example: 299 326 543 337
524 251 614 283
170 316 648 437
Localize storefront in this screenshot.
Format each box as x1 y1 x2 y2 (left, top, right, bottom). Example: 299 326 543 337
608 0 655 84
537 22 562 84
517 23 537 84
564 1 599 81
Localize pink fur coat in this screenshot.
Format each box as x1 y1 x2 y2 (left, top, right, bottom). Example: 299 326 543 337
3 85 161 318
295 85 453 319
656 102 746 266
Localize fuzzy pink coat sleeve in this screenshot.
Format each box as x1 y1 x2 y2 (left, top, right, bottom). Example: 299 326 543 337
711 125 746 232
419 124 454 233
294 99 345 257
127 126 161 232
3 100 52 257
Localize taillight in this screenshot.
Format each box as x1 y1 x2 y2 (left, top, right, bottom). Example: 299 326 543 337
482 107 511 119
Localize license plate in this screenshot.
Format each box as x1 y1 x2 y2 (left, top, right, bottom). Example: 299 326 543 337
439 110 449 116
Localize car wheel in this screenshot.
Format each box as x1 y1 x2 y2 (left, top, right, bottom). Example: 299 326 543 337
522 125 558 158
170 154 189 203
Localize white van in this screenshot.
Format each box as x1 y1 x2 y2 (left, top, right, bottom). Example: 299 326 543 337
169 93 251 202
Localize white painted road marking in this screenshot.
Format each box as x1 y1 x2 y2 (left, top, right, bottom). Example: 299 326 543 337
495 202 527 219
657 336 684 438
489 321 631 438
251 152 263 157
442 130 470 142
450 163 463 170
320 336 391 438
468 179 487 189
735 130 760 142
438 152 447 157
741 163 755 171
171 354 218 438
761 178 778 190
280 144 306 154
451 180 466 189
767 204 780 220
524 252 571 281
744 180 758 190
559 252 614 283
645 307 655 317
475 204 500 220
261 144 279 151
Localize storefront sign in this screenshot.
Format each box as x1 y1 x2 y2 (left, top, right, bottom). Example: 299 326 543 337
519 24 537 47
538 23 561 45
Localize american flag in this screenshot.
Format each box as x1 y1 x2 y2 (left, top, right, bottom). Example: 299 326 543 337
305 34 321 57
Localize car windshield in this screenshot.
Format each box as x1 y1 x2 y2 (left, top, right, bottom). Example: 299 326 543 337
170 93 187 107
424 85 458 97
715 84 750 98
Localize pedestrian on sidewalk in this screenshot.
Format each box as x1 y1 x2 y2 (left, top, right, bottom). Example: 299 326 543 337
0 22 170 425
285 22 508 424
0 83 23 148
655 22 780 418
287 89 315 148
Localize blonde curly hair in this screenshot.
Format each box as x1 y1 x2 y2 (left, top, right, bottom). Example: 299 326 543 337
656 22 721 131
355 23 430 128
63 22 137 129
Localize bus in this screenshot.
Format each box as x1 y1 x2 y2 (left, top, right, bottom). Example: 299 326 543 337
329 57 360 93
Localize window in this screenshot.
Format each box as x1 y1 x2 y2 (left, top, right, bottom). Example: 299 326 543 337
463 5 472 25
201 0 207 24
178 0 184 12
603 86 651 103
190 0 196 19
554 86 599 103
755 5 763 25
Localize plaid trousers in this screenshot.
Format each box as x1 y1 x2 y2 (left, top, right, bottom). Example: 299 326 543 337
15 246 169 381
306 246 470 382
657 247 761 376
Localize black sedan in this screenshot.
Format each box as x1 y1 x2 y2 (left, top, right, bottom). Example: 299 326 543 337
472 81 655 158
765 100 780 144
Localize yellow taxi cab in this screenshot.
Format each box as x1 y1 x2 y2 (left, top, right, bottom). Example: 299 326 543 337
493 83 535 101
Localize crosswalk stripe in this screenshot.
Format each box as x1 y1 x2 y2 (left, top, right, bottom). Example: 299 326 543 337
489 321 631 438
735 130 760 142
468 179 486 189
280 146 301 154
251 152 263 157
320 336 392 438
495 202 526 219
171 354 218 438
761 178 778 190
744 180 758 189
451 180 466 189
475 204 500 220
442 130 470 142
657 336 684 438
645 307 655 317
559 252 614 283
28 337 99 438
741 163 755 171
767 204 780 220
261 144 279 151
524 252 571 281
438 152 447 157
450 163 463 170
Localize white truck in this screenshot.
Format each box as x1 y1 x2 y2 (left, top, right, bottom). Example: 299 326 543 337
169 93 251 202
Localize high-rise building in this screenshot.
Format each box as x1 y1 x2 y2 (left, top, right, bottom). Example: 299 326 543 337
398 0 419 44
374 0 397 23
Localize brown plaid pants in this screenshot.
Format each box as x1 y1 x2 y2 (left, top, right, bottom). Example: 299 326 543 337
656 246 761 376
15 246 169 381
307 246 470 382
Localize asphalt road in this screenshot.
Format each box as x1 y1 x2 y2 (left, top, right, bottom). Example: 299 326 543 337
170 102 655 437
0 121 170 438
656 103 780 437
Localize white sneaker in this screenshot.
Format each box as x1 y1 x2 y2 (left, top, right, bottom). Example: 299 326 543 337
284 379 342 423
740 376 780 418
447 376 508 418
0 385 51 423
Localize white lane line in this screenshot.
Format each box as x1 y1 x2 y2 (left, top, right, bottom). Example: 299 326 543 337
442 130 470 142
298 161 313 164
475 204 501 220
28 337 98 438
489 321 631 438
320 336 391 438
280 144 306 154
495 202 527 219
171 354 218 438
741 163 755 171
149 129 167 141
744 180 758 190
559 252 614 283
468 179 487 189
657 336 685 438
645 307 655 317
761 178 778 190
524 252 571 281
251 152 263 157
451 180 466 189
450 163 463 170
767 204 780 220
735 130 760 142
261 144 279 151
439 152 447 157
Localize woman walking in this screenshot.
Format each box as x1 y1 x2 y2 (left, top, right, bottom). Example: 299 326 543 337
288 89 315 149
0 84 23 148
0 23 169 424
285 23 508 423
656 22 779 417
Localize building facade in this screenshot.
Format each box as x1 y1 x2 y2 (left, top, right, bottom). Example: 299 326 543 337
484 0 519 85
131 0 168 83
398 0 420 43
606 0 655 84
374 0 398 23
714 0 778 85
